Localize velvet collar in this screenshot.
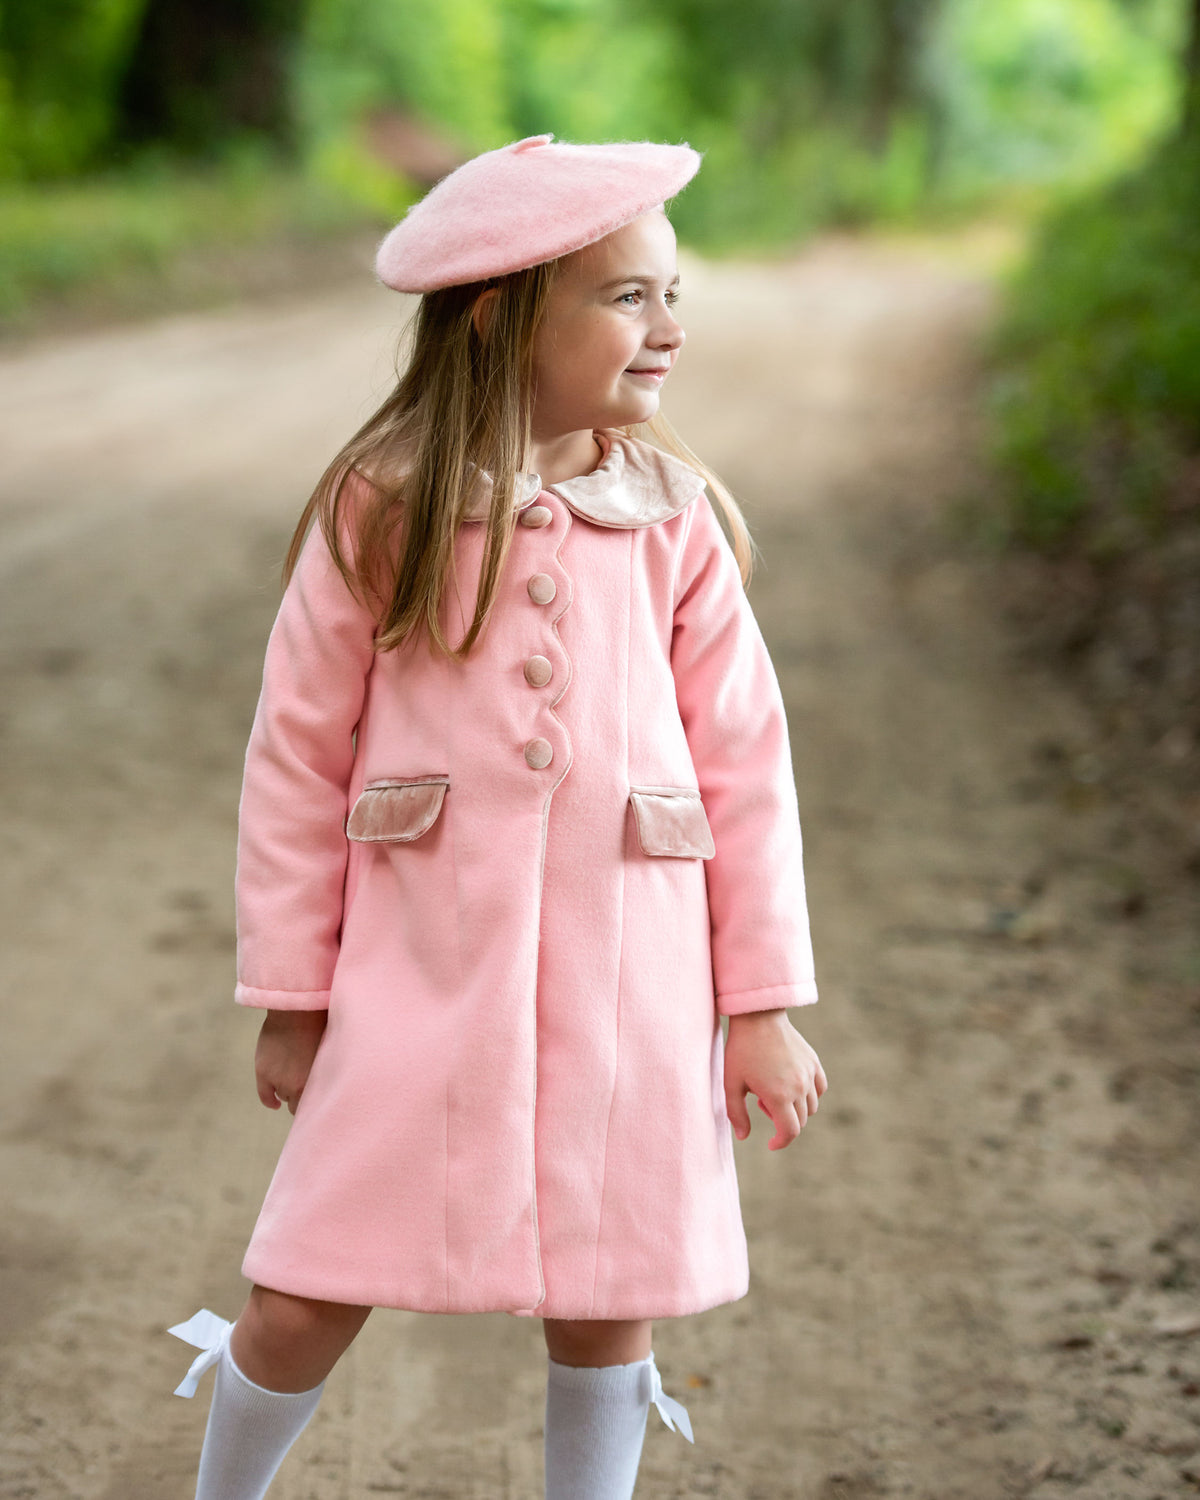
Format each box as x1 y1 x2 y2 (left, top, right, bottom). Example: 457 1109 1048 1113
462 428 705 529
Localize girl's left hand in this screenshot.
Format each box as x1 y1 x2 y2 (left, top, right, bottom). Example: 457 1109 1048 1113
723 1008 828 1150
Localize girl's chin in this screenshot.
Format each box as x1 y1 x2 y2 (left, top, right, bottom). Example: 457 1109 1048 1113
561 395 659 433
612 395 661 424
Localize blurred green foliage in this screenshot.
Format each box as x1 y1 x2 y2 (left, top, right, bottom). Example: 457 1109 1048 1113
0 0 145 179
929 0 1185 194
1 0 1187 207
0 139 387 320
986 130 1200 551
297 0 510 164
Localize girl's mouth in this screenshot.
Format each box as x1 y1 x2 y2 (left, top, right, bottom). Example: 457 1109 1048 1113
625 368 667 382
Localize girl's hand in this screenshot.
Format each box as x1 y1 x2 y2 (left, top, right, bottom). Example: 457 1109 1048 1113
254 1009 328 1114
723 1009 828 1150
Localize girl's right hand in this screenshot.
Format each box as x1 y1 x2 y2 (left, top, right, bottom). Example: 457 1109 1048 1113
254 1009 328 1114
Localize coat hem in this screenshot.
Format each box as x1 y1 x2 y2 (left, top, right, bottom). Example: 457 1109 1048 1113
509 1275 751 1322
239 1255 749 1321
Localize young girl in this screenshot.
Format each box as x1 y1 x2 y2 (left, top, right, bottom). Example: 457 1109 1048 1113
169 133 827 1500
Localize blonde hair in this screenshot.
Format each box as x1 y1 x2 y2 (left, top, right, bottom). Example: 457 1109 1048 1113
283 256 759 660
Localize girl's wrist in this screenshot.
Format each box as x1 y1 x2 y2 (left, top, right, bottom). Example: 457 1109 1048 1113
264 1008 327 1031
726 1007 790 1027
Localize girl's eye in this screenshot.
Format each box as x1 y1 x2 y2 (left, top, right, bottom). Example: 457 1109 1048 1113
617 289 682 306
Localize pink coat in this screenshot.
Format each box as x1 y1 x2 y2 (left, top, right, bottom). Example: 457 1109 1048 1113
234 426 818 1320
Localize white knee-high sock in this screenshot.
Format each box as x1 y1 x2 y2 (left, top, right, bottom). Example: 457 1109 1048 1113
193 1336 324 1500
544 1351 693 1500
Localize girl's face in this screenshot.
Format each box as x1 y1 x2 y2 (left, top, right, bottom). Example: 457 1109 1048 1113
528 209 685 438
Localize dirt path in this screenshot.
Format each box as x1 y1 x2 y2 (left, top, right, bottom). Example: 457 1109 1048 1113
1 236 1197 1500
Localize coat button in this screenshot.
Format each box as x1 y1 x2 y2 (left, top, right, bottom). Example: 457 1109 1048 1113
524 737 553 769
524 654 553 687
519 505 553 528
527 572 556 604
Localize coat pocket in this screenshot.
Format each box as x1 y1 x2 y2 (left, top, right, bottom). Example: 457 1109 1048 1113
628 785 716 859
346 776 449 844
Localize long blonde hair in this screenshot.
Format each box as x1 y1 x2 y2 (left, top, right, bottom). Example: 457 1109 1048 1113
284 255 759 660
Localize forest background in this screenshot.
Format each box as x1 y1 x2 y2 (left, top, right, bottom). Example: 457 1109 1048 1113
1 0 1198 747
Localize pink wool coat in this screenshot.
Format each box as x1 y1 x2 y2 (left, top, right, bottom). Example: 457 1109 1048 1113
234 427 819 1320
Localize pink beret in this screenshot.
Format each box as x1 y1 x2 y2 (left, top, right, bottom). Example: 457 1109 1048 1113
374 133 702 293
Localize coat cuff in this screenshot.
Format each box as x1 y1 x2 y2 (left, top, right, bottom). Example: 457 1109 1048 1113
717 980 818 1016
234 983 331 1011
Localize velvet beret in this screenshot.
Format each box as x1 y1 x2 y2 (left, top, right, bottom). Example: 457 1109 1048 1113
374 133 702 293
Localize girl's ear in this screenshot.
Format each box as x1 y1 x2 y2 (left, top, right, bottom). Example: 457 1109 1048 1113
472 287 499 340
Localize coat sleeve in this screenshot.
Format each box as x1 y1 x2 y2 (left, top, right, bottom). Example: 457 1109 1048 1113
671 492 819 1016
233 500 379 1010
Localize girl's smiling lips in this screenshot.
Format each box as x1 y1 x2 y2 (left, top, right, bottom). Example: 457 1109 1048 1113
625 366 669 381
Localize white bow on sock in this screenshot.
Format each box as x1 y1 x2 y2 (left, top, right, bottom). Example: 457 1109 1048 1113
169 1308 233 1397
642 1351 693 1442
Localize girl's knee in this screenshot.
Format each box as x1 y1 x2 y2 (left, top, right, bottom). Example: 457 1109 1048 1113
543 1317 653 1367
232 1285 370 1390
243 1285 366 1340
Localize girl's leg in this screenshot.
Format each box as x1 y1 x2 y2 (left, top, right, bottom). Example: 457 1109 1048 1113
543 1318 652 1368
194 1286 370 1500
230 1285 372 1391
542 1318 672 1500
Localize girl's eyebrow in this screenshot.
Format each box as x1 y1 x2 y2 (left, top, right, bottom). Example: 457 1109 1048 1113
599 272 682 290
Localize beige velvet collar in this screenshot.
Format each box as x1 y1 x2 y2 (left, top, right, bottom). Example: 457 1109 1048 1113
462 429 705 529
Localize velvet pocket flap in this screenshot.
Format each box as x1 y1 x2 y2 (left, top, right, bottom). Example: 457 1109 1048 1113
628 786 715 859
347 777 449 843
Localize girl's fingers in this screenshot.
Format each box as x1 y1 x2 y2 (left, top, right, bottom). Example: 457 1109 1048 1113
257 1073 282 1109
767 1098 802 1150
735 1075 828 1148
725 1084 752 1141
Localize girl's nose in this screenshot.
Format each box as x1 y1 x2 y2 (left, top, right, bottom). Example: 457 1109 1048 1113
657 312 685 351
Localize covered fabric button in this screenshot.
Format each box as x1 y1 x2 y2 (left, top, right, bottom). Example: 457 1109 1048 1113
524 655 553 687
527 573 557 605
524 737 553 769
519 505 553 528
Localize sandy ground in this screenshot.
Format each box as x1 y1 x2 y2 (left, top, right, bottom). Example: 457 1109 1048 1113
1 233 1198 1500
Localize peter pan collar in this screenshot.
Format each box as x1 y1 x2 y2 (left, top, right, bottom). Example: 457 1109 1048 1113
463 428 705 529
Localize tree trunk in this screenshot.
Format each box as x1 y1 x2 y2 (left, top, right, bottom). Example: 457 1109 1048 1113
864 0 904 150
1182 0 1200 138
863 0 935 153
1176 0 1200 139
112 0 305 162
